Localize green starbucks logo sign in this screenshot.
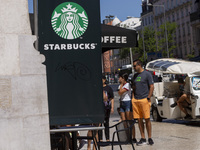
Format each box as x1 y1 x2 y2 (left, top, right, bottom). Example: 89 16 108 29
51 2 88 40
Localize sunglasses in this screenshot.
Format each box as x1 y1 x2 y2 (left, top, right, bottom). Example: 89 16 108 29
133 65 137 67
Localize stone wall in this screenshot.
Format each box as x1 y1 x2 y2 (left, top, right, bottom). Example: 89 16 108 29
0 0 50 149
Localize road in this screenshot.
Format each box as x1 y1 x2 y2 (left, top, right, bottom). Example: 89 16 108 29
79 84 200 150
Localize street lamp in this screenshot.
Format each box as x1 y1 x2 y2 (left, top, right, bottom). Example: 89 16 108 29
147 3 169 58
141 18 146 64
139 17 146 64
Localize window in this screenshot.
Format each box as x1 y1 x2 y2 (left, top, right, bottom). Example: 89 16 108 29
184 44 187 55
149 16 151 24
187 22 190 34
171 0 173 8
178 28 181 37
182 25 185 36
157 22 159 28
191 5 193 13
180 45 183 58
155 7 157 15
145 18 147 25
177 11 179 20
168 16 171 22
172 13 175 21
185 7 189 16
188 41 191 53
181 8 184 17
167 0 169 9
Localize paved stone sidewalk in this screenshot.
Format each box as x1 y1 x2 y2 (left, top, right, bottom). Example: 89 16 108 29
79 116 200 150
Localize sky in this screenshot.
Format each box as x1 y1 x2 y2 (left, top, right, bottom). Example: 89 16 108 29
28 0 142 23
100 0 142 22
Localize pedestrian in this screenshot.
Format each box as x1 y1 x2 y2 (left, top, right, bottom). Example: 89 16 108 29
118 73 136 143
98 76 114 142
132 59 154 146
171 76 192 119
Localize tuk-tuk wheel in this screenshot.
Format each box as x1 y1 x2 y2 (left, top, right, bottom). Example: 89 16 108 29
151 105 163 122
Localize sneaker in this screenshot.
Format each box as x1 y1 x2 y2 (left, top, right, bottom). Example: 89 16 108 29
170 102 177 108
132 138 137 143
136 138 147 146
148 138 154 145
184 114 192 119
78 139 86 150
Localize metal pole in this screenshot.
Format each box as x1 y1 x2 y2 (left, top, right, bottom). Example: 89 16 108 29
141 19 146 63
163 6 169 58
33 0 38 50
151 6 159 51
129 47 134 74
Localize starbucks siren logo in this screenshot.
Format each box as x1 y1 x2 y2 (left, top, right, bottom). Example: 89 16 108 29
51 2 88 40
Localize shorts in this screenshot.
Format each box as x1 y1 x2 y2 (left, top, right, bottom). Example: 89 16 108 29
120 100 132 112
132 98 151 119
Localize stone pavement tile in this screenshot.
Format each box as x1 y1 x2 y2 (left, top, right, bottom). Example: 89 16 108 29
79 117 156 150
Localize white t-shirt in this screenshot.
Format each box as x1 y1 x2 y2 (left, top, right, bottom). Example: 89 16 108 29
118 83 131 101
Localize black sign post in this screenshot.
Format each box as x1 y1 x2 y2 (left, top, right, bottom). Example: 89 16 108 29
38 0 104 125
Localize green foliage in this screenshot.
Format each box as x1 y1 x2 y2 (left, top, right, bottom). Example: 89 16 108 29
125 26 157 63
186 50 195 59
143 26 157 53
118 22 177 63
119 47 130 59
157 22 177 57
187 54 195 59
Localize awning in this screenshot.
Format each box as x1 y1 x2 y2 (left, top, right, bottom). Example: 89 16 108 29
101 24 137 53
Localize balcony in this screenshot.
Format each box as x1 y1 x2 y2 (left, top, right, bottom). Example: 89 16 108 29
190 10 200 22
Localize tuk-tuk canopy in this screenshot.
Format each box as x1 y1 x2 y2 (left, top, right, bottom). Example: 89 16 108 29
146 58 200 77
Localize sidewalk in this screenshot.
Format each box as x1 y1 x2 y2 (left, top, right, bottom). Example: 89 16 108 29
79 116 200 150
78 117 154 150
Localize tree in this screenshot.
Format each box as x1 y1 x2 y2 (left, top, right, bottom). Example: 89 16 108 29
131 26 157 63
143 26 157 53
118 22 177 63
157 22 177 57
119 47 130 59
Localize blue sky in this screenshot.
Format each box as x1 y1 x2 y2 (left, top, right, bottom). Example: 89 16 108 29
100 0 142 22
28 0 142 22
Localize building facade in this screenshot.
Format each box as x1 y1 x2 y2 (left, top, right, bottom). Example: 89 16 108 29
150 0 199 59
141 0 154 28
190 0 200 58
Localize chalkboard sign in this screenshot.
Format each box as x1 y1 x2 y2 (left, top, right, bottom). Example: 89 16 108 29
38 0 104 125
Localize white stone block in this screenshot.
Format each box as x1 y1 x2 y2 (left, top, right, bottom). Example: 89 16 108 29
0 0 31 34
0 0 50 149
0 34 20 75
19 35 46 75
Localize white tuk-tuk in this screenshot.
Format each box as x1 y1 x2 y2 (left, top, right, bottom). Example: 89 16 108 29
146 58 200 121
